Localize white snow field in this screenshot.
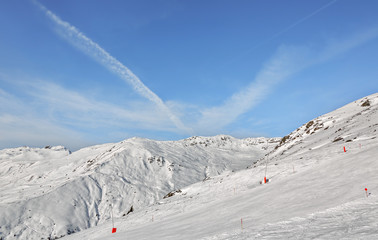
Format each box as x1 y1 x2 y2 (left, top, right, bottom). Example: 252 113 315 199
0 134 279 239
1 93 377 240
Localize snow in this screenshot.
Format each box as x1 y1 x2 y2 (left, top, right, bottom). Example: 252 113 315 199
1 93 378 240
0 134 279 239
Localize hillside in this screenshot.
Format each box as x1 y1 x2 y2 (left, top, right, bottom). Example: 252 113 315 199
62 93 378 239
0 135 279 239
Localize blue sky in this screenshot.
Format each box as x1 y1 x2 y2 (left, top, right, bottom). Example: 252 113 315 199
0 0 377 150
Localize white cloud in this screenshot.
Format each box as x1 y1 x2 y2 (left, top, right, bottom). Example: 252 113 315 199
32 0 190 134
317 27 378 63
194 45 311 134
3 4 378 149
192 27 378 134
0 89 87 150
0 113 87 150
0 79 184 150
10 79 181 132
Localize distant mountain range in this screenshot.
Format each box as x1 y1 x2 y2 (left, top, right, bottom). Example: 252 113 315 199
1 93 377 240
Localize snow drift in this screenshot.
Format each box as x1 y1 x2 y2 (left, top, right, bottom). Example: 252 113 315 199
1 93 377 240
0 135 279 239
62 93 378 240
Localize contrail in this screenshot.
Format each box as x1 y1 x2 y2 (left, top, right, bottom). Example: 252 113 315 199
227 0 338 65
268 0 338 42
32 0 190 133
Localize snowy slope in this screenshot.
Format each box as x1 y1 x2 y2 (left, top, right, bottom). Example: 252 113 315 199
61 93 378 240
0 135 279 239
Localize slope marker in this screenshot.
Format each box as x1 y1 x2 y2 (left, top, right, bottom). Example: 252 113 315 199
111 203 117 233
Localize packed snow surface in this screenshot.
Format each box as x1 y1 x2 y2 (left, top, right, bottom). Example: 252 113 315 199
0 134 279 239
1 93 377 239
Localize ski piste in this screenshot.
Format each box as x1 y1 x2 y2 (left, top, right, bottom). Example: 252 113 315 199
1 93 377 239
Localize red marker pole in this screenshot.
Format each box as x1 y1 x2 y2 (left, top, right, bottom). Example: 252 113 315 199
264 146 269 184
365 188 368 197
343 146 346 152
111 204 117 233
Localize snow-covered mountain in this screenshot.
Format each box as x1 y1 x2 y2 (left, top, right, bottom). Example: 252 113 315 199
60 93 378 240
1 93 377 240
270 94 377 160
0 135 279 239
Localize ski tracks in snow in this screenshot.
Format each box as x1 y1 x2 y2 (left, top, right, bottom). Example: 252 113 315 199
205 196 378 240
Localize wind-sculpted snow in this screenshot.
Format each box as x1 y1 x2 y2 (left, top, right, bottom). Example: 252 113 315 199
60 93 378 240
1 93 377 239
0 135 278 239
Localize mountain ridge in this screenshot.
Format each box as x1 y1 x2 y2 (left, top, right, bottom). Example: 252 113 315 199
1 93 377 239
0 135 279 239
63 92 378 240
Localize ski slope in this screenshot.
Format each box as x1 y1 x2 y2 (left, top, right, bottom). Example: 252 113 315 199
1 93 377 239
61 93 378 239
0 135 279 239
